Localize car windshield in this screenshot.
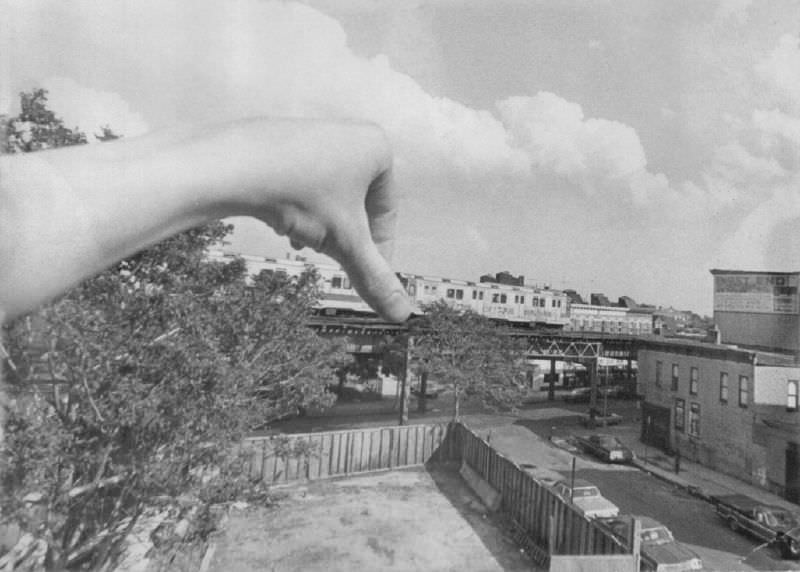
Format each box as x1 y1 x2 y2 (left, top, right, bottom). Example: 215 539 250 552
595 437 620 448
641 527 673 544
572 486 600 498
764 510 800 528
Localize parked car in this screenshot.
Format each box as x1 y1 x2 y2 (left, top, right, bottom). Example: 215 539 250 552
575 434 634 464
600 515 703 572
578 410 623 427
563 387 592 403
711 493 800 559
551 478 619 519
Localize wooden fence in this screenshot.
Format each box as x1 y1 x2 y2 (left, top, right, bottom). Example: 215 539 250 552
245 423 453 485
245 420 632 564
451 422 630 560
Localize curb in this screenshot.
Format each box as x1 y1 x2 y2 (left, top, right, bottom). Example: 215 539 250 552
631 459 711 502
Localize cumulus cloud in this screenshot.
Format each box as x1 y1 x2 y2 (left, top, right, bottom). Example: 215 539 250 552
10 0 673 204
42 77 148 140
497 93 669 203
714 0 752 25
710 33 800 268
712 185 800 269
755 34 800 108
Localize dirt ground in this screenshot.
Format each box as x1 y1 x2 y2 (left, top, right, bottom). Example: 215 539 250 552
207 465 539 572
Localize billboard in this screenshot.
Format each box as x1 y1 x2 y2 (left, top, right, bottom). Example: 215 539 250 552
714 272 799 314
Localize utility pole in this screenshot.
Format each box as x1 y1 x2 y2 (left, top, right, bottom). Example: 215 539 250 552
398 335 411 426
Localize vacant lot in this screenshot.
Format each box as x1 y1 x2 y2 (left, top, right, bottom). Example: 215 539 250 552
208 465 538 572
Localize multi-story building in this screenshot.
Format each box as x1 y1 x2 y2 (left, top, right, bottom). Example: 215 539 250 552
710 269 800 353
565 303 653 336
637 268 800 502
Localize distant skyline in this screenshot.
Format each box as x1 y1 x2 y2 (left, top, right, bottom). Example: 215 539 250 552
6 0 800 314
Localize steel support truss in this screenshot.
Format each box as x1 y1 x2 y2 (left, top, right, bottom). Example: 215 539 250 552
524 338 603 359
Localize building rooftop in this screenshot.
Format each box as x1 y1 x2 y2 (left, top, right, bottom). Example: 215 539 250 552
710 268 800 276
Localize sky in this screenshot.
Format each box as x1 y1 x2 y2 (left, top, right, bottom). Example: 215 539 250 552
4 0 800 315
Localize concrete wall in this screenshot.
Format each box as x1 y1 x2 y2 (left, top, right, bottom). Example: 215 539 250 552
754 365 800 405
715 311 800 352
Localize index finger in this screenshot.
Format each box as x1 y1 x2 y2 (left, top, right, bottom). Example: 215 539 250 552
332 220 413 324
364 166 397 264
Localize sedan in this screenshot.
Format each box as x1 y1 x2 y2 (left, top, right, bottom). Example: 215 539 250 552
600 515 703 571
576 434 634 464
551 478 619 519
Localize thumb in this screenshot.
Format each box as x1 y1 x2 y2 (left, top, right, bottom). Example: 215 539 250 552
334 232 414 323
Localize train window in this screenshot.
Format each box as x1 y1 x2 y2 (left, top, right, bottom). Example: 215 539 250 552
479 291 484 300
332 276 343 288
492 293 499 303
446 288 455 298
455 289 464 300
557 300 562 307
532 297 538 306
343 277 351 289
500 294 507 304
519 295 525 305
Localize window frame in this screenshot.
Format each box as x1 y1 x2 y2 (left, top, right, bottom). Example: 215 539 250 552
719 372 729 404
788 380 799 412
689 402 700 437
739 375 749 408
671 364 679 391
690 367 699 396
674 398 685 432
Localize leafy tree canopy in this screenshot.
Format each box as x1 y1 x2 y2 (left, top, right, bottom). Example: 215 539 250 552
408 301 529 418
1 89 350 570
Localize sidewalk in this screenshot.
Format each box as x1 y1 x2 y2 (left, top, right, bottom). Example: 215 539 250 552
601 423 800 512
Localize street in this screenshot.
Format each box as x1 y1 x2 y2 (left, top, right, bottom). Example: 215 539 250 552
514 398 800 571
273 392 800 571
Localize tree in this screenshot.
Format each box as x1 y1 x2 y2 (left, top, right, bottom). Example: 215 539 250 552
1 90 350 570
408 301 528 419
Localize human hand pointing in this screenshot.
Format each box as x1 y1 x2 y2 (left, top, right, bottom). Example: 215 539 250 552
0 118 414 323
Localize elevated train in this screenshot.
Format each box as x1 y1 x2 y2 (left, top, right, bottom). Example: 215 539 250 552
207 250 571 329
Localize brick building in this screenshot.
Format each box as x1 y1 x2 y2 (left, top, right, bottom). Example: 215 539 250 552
637 269 800 502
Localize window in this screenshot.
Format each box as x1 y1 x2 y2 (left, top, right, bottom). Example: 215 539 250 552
331 276 343 288
446 288 455 299
492 293 499 303
690 367 699 395
739 375 749 408
674 399 685 431
655 361 663 387
472 290 477 300
671 364 679 391
720 372 729 403
532 297 538 307
479 291 484 300
788 381 799 411
552 299 557 307
689 403 700 437
519 295 525 305
500 294 507 304
455 289 463 300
